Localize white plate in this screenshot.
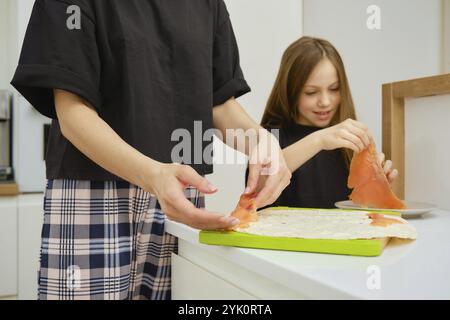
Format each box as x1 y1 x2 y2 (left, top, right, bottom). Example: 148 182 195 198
334 200 436 218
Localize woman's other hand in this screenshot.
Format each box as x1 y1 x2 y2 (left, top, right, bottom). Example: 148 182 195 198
246 131 292 208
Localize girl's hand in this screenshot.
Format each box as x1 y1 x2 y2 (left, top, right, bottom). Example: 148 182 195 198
147 163 240 230
246 131 292 208
376 152 398 184
314 118 372 153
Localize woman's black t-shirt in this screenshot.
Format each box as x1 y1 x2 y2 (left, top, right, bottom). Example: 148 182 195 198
249 124 351 209
11 0 250 180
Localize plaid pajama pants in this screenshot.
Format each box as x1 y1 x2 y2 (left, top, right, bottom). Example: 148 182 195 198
38 179 204 300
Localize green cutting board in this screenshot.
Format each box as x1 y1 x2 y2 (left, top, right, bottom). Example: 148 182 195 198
199 207 400 257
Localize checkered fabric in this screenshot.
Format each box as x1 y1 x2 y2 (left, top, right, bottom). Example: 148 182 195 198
38 179 204 300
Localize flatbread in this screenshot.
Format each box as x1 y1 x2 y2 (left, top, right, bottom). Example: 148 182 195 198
235 209 417 240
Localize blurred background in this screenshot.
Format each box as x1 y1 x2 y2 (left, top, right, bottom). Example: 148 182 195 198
0 0 449 299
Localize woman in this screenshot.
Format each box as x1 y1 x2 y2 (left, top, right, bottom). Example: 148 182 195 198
11 0 290 300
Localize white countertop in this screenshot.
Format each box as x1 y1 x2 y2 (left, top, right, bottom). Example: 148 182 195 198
166 209 450 299
0 193 44 208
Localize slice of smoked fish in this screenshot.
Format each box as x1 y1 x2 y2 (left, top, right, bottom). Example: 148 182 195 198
227 192 258 230
348 143 406 209
367 213 404 227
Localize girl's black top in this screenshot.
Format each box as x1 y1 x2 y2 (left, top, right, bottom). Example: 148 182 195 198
248 124 351 209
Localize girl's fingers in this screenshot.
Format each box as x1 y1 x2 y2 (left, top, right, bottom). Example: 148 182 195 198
348 125 371 148
339 138 360 153
387 169 398 184
348 119 368 131
377 153 386 167
383 159 393 174
340 130 365 152
347 120 373 147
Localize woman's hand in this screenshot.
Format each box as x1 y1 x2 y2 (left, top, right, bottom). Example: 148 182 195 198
146 163 240 230
376 152 398 184
245 131 292 208
314 118 372 153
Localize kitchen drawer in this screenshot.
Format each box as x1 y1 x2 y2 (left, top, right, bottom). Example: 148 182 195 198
0 197 18 297
177 240 308 299
17 194 43 300
172 253 256 300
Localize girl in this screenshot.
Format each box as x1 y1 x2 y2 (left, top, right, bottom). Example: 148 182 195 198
258 36 398 208
11 0 290 300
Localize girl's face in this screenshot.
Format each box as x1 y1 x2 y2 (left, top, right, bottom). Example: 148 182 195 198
297 58 341 128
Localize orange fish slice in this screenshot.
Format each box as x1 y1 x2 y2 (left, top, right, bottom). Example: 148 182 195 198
348 143 406 209
227 192 258 230
367 213 404 227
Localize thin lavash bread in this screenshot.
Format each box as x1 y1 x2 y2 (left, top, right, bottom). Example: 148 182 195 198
235 209 418 240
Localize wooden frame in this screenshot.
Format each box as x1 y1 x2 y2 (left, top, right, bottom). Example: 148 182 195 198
382 73 450 199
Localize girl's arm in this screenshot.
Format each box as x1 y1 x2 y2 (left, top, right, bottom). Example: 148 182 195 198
282 118 371 173
283 119 398 184
282 133 323 173
54 89 238 230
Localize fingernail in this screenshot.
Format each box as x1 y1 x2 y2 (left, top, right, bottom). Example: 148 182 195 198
208 183 217 192
228 218 240 227
244 186 251 194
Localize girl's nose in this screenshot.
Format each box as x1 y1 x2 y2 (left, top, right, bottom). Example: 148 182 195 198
318 93 331 108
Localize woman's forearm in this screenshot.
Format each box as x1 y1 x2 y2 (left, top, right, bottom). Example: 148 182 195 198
212 98 264 156
282 132 323 173
212 98 324 172
54 89 160 192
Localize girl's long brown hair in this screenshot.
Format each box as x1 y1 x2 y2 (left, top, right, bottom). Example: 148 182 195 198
261 36 357 167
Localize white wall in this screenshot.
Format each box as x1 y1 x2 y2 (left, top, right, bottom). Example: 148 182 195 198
405 95 450 210
303 0 443 148
0 0 34 89
444 0 450 73
0 0 10 89
206 0 303 213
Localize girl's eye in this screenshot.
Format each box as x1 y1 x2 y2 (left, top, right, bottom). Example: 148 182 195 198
330 87 340 92
305 92 316 96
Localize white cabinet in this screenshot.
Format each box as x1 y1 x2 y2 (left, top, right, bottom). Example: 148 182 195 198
0 194 43 299
172 240 308 300
172 254 256 300
0 197 18 297
17 194 43 300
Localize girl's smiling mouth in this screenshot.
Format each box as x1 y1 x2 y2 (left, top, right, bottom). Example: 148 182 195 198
313 110 332 120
